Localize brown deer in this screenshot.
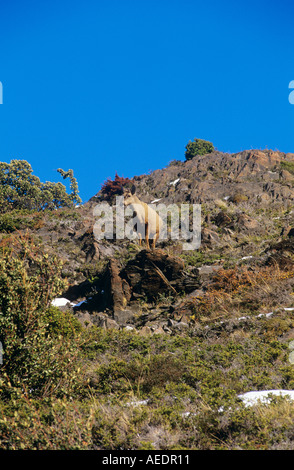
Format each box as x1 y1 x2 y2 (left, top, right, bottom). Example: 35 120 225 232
123 185 163 249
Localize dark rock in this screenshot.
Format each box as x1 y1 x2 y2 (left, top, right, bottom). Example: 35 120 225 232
214 211 232 228
120 249 200 301
97 258 132 312
79 228 100 262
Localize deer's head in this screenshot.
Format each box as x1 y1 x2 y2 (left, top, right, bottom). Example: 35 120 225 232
122 185 137 206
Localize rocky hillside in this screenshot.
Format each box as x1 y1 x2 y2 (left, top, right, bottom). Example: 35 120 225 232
3 148 294 450
3 148 294 331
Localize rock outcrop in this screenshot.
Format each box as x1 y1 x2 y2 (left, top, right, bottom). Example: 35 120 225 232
71 249 201 327
120 249 200 301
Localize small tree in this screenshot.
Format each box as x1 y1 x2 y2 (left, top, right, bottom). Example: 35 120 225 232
100 172 131 202
0 160 81 212
57 168 82 206
185 138 214 161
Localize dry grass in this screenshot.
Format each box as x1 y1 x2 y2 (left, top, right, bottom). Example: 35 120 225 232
187 265 294 323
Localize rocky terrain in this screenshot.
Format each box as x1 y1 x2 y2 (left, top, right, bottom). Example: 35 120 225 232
5 148 294 332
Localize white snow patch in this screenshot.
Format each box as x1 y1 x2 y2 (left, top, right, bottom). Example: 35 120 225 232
181 411 198 418
124 326 135 331
169 178 180 186
151 198 162 204
223 196 230 201
238 390 294 407
256 312 274 318
126 399 149 407
51 298 75 307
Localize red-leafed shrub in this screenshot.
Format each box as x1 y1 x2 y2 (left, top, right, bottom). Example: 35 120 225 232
100 173 131 201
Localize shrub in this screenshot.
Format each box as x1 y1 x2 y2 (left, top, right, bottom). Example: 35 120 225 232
43 306 82 338
0 213 21 232
230 193 249 203
0 234 81 397
185 138 214 161
0 210 44 233
100 172 131 201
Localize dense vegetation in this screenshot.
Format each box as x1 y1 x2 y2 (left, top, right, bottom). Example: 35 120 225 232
1 229 294 449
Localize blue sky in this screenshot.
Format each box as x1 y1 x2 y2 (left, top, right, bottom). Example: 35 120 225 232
0 0 294 202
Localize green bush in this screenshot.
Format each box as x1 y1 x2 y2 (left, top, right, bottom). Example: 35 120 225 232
0 213 21 232
185 138 214 161
0 234 81 397
0 210 44 233
43 306 82 338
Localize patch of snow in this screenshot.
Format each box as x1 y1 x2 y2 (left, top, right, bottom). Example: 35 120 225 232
238 390 294 407
125 399 149 407
284 307 294 311
51 298 75 307
223 196 230 201
241 256 253 260
181 411 197 418
257 312 274 318
169 178 180 186
151 198 162 204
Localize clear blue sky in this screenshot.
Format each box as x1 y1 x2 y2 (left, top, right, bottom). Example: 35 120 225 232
0 0 294 202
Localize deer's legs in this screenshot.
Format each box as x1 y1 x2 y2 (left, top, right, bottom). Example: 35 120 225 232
145 223 150 249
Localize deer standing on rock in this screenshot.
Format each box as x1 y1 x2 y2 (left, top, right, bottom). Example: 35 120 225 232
123 185 163 249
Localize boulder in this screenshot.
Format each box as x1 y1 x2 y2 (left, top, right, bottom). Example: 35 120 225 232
120 249 200 301
236 214 260 232
97 258 132 314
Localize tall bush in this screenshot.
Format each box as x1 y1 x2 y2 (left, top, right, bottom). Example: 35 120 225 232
0 234 81 397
